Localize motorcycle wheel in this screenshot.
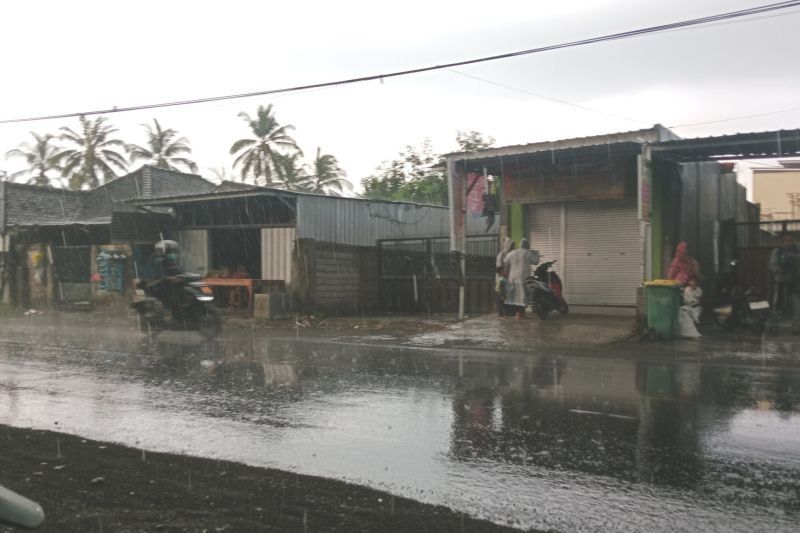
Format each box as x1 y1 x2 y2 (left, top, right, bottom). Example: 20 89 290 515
746 311 766 335
533 302 549 320
556 299 569 314
714 312 735 331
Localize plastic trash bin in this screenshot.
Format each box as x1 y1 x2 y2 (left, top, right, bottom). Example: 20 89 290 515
644 280 681 340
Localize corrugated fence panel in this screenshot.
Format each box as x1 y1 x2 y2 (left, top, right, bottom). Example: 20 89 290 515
297 196 490 246
261 227 295 282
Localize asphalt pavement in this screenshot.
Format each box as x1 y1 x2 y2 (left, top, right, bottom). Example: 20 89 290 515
0 315 799 531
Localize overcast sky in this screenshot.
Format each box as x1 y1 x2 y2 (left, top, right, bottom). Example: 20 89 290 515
1 0 799 191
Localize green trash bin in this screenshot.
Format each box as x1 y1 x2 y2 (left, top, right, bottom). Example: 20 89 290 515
644 281 681 340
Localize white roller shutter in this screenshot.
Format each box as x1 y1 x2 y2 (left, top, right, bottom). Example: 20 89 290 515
261 227 295 282
564 201 641 306
526 203 563 276
178 230 209 276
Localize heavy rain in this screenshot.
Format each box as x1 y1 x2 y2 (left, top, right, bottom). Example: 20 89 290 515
3 1 800 532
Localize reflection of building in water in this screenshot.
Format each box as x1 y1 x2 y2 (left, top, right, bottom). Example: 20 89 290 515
449 355 705 489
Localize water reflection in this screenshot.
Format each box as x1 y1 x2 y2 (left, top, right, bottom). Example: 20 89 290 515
1 332 799 531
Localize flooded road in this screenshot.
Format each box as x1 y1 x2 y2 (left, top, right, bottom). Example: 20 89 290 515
1 329 799 532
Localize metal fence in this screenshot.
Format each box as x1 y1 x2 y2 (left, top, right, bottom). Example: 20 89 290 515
378 235 497 314
727 219 800 299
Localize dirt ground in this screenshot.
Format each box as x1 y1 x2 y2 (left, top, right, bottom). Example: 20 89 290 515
0 425 523 533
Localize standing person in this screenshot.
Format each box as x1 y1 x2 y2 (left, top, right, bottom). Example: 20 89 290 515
496 238 515 270
504 238 535 319
495 266 509 318
667 242 700 286
770 232 800 333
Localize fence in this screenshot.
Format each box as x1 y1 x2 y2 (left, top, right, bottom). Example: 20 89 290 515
378 235 497 314
727 219 800 299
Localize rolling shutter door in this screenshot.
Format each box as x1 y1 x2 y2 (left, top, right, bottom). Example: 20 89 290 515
564 201 641 306
526 203 563 276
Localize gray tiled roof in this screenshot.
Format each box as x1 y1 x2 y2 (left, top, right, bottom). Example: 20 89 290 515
3 165 216 228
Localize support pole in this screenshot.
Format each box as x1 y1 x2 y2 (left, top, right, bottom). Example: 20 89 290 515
447 158 467 319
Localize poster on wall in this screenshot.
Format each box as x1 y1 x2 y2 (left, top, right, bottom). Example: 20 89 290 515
466 173 486 217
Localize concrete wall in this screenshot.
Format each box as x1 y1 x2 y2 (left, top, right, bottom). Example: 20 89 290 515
293 239 379 315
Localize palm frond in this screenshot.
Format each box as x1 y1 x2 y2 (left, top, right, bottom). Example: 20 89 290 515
230 138 257 155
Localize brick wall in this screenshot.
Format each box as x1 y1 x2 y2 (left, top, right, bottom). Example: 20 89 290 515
293 239 379 315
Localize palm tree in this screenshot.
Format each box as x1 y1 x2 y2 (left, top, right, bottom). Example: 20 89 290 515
229 104 299 185
273 152 310 191
308 147 352 195
126 119 198 173
56 115 128 189
5 132 61 186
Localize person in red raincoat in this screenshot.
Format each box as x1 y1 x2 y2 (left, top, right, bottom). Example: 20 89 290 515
667 242 700 286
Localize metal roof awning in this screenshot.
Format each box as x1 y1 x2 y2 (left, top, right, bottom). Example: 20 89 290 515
651 129 800 162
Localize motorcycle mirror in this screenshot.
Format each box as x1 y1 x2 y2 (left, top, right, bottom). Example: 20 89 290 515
0 484 45 528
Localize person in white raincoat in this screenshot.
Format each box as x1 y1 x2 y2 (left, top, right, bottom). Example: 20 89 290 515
503 238 535 319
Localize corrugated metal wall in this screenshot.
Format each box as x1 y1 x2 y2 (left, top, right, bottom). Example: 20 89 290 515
261 227 295 282
297 196 490 246
178 229 209 276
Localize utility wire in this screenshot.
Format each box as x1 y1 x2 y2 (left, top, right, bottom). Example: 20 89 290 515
1 0 799 125
670 105 800 128
448 68 648 125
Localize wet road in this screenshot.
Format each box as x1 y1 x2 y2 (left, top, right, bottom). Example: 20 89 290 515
1 326 799 532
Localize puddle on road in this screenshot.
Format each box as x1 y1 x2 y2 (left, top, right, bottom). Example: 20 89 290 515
1 334 799 532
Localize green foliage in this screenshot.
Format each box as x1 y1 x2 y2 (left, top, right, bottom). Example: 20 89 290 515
126 119 198 173
455 130 495 152
5 132 62 186
361 138 447 205
56 115 128 189
360 132 495 205
308 147 352 196
273 152 311 191
230 104 299 185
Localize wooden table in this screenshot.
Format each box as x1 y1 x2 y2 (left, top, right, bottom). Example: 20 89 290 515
203 278 255 314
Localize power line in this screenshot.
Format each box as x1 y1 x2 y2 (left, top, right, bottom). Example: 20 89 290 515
447 68 648 125
670 105 800 128
1 1 799 125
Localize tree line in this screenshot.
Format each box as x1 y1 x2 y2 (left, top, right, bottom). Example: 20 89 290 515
360 130 495 206
4 102 495 204
3 104 350 195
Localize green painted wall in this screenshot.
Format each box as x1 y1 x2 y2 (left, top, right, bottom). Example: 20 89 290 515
651 170 663 279
509 203 524 245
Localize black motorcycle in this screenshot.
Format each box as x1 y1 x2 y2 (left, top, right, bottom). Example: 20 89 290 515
526 260 568 319
712 259 773 335
132 241 222 339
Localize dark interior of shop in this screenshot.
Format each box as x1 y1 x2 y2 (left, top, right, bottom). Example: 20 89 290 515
209 229 261 279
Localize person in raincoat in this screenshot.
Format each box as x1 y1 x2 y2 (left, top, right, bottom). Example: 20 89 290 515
503 238 536 319
667 242 700 286
495 238 515 270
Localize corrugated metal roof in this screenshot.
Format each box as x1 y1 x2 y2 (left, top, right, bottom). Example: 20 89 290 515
443 124 678 161
651 129 800 162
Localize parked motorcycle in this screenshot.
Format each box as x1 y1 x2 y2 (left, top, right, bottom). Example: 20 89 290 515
131 241 222 339
712 259 773 335
526 260 569 319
